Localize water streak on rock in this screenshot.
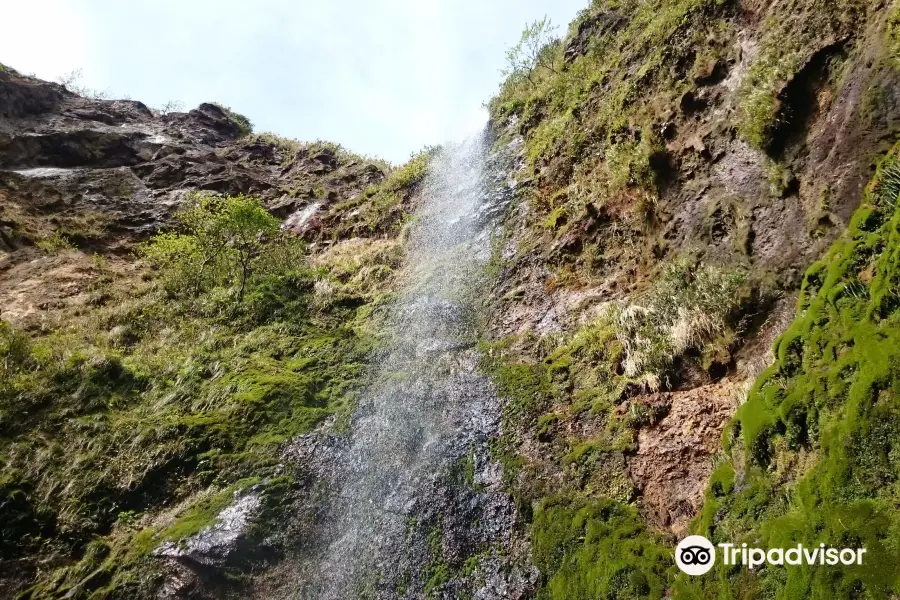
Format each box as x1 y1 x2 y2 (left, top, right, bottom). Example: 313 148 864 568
297 129 531 599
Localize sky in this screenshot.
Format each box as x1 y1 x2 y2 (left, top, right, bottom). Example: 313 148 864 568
0 0 587 164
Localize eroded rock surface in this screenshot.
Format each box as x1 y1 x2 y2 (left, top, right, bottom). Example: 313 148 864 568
0 67 393 330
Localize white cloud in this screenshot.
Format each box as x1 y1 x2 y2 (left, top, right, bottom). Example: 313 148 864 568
0 0 586 163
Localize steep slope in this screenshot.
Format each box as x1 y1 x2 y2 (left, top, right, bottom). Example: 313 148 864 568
480 0 900 597
0 64 427 598
3 0 900 597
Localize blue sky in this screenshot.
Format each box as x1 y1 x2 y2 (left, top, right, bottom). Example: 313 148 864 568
1 1 586 163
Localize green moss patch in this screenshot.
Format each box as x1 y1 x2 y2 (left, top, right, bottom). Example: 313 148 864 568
684 145 900 598
532 497 673 600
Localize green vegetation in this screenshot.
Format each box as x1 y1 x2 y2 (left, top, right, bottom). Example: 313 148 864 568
487 0 742 285
487 0 865 287
482 144 900 599
491 0 725 181
324 147 435 239
547 258 746 405
890 3 900 68
157 477 259 542
212 103 253 136
681 146 900 598
532 497 672 600
502 16 561 89
480 257 747 596
247 131 305 155
0 193 385 597
734 1 861 150
613 260 747 389
36 230 76 253
482 256 746 491
139 193 299 301
737 48 803 149
246 133 393 171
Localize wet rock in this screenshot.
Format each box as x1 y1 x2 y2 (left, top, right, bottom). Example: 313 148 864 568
154 486 264 568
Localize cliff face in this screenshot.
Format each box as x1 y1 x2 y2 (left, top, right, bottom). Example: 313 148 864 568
0 65 424 598
482 0 900 597
2 0 900 597
0 66 415 329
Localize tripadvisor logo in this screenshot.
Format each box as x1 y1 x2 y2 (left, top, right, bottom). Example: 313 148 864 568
676 535 716 575
675 535 867 575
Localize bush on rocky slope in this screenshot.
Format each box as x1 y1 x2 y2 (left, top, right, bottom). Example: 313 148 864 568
211 103 253 137
139 193 302 302
0 192 390 597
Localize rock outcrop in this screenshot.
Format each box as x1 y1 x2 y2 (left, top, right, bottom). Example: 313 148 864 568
0 66 395 329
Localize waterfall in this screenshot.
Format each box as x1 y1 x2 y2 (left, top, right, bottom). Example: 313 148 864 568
295 129 531 598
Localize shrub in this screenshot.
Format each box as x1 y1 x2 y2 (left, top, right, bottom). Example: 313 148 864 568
155 100 184 115
212 103 253 136
139 193 302 302
55 68 112 100
37 231 76 253
502 17 561 89
614 260 747 389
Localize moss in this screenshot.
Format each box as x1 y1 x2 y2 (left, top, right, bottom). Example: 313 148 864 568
686 145 900 598
160 477 259 543
479 341 557 486
531 497 673 600
489 359 555 419
737 47 803 149
888 2 900 68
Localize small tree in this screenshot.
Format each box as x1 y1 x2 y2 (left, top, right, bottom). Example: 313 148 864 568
156 100 185 115
55 68 111 100
140 194 292 302
224 197 280 300
503 17 560 88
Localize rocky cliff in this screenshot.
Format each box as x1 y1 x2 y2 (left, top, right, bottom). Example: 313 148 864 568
2 0 900 597
481 0 900 597
0 63 425 598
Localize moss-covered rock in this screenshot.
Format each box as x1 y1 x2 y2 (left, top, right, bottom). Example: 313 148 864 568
683 145 900 599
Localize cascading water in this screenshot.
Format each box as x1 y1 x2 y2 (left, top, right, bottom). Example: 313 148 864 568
293 128 533 599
